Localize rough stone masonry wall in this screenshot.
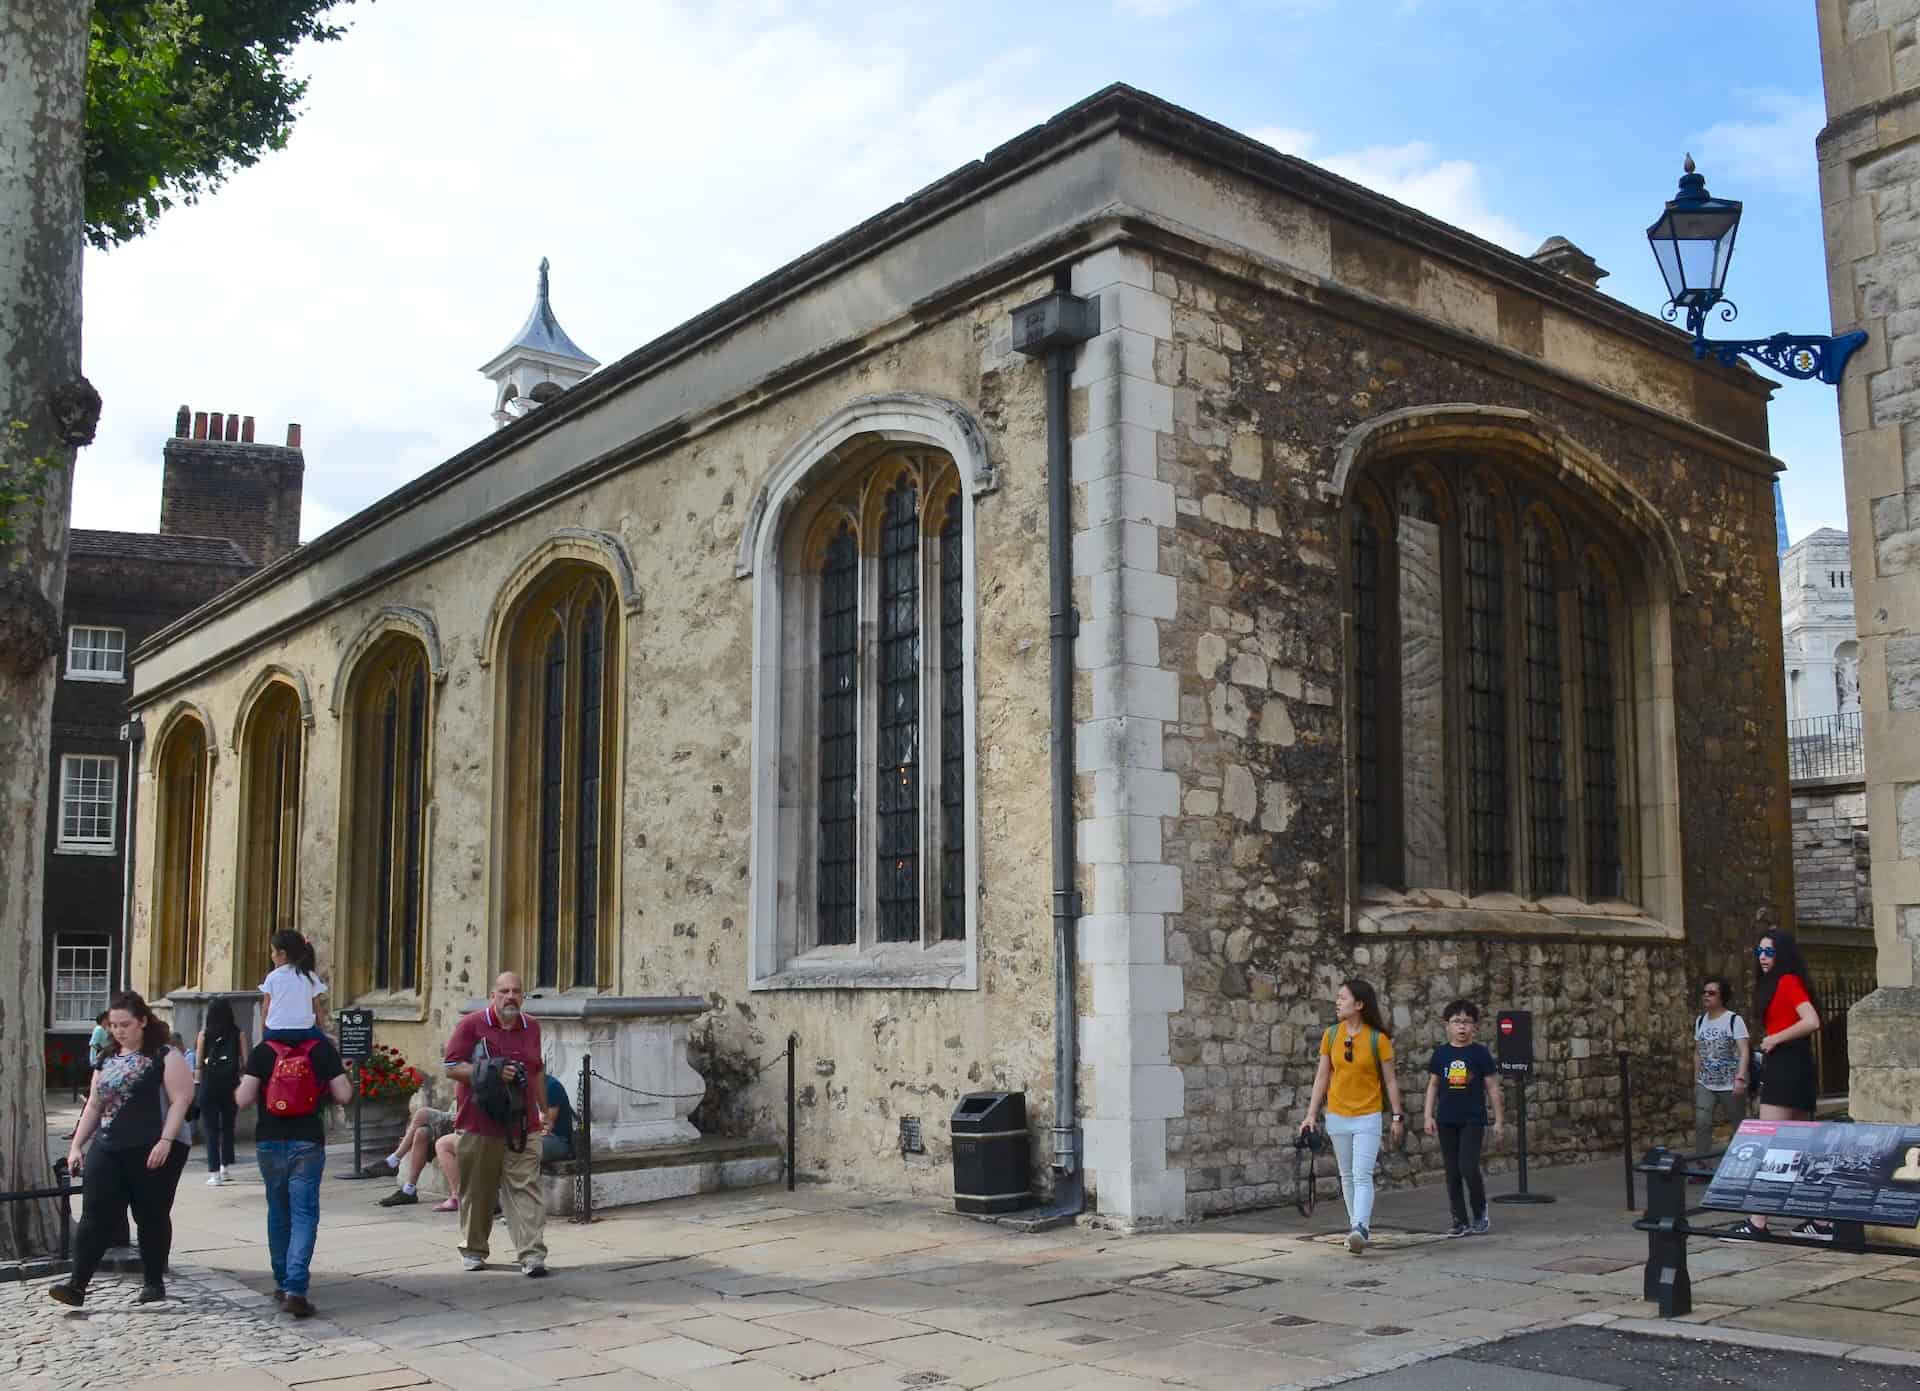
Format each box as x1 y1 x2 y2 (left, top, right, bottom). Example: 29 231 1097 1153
1818 0 1920 1137
1792 782 1872 929
129 286 1065 1203
1148 255 1786 1218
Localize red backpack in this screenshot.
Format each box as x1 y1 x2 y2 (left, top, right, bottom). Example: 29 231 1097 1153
264 1041 322 1117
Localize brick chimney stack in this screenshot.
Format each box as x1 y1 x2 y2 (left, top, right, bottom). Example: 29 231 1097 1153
160 402 306 566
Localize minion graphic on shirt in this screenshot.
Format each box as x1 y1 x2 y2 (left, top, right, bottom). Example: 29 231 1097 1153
1446 1058 1470 1091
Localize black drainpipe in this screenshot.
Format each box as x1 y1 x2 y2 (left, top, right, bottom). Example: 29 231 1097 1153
1011 271 1099 1218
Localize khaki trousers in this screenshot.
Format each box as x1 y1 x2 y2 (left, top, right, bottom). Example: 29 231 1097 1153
456 1130 546 1265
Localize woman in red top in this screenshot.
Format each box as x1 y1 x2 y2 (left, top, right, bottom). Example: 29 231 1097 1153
1728 929 1824 1238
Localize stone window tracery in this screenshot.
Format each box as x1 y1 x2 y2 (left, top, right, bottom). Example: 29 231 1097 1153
238 681 304 984
152 714 208 997
762 443 974 983
1348 456 1640 907
498 564 618 991
343 636 431 1001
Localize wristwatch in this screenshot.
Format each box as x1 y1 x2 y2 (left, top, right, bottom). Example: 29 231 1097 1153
1391 1113 1404 1122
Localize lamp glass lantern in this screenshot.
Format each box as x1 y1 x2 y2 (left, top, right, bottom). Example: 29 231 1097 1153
1645 156 1743 312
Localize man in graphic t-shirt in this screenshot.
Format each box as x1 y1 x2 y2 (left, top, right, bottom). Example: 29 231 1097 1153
1693 978 1750 1159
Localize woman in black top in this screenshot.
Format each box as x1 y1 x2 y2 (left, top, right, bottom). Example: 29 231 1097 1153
195 998 247 1186
49 991 196 1306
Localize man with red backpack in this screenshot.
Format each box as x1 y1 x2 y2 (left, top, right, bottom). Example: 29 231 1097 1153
233 1029 351 1318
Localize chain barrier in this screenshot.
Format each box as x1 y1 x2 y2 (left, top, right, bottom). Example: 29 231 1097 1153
568 1036 798 1222
587 1041 788 1101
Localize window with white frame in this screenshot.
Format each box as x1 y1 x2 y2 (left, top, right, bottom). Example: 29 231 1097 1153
754 440 978 987
58 754 118 853
52 934 111 1028
66 626 127 682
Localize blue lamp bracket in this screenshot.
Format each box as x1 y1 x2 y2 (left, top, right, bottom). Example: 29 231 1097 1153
1666 298 1868 387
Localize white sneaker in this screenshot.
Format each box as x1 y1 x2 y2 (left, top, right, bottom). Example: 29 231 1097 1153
1346 1227 1367 1254
206 1173 222 1187
461 1254 485 1272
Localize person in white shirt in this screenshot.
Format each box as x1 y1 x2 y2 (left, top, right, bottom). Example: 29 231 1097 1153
259 929 329 1043
1693 977 1749 1159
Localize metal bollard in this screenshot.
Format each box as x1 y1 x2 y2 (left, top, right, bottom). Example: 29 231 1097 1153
1638 1147 1692 1318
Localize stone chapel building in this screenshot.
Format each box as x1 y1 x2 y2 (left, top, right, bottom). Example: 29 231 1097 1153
126 86 1791 1226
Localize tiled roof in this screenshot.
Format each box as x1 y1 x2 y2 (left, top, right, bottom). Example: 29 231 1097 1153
70 530 254 566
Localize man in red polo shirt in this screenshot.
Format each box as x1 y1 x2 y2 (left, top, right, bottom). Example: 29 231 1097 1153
443 973 551 1275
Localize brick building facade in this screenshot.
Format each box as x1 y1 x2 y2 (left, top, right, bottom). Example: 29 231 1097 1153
125 88 1789 1224
43 410 298 1084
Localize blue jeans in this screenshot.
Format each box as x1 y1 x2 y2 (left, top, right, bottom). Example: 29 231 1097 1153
1324 1111 1383 1232
257 1140 325 1296
263 1027 326 1043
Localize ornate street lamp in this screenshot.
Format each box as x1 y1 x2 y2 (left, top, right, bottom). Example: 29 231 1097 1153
1647 156 1866 385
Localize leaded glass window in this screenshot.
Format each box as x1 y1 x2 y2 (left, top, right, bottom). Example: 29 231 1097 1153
574 599 605 988
939 496 967 942
1581 570 1623 899
1463 479 1509 894
1351 512 1383 885
788 451 971 957
1523 524 1567 896
240 681 303 986
1349 458 1638 912
501 566 618 991
816 527 859 947
346 637 431 999
538 629 566 988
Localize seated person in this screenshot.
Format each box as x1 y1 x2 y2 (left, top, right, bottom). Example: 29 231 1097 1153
543 1073 575 1164
377 1104 461 1209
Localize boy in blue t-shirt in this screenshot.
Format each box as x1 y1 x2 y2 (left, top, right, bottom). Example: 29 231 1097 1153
1422 999 1504 1237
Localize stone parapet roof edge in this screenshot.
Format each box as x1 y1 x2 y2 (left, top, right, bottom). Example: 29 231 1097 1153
128 83 1770 671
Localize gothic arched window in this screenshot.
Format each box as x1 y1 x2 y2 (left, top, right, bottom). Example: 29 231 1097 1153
498 564 618 991
237 680 304 984
1348 456 1638 905
767 446 973 976
343 636 432 1000
152 714 209 997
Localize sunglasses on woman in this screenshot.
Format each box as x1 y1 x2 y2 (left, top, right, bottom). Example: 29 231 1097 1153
1343 1035 1354 1062
1754 946 1776 958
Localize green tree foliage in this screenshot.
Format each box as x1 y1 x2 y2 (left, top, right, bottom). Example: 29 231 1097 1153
85 1 358 248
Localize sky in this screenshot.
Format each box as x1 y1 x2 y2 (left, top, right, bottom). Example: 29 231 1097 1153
76 0 1848 546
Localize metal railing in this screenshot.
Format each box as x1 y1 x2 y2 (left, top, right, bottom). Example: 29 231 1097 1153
1786 710 1864 780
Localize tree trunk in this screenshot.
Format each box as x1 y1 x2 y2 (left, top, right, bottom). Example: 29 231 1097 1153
0 0 95 1260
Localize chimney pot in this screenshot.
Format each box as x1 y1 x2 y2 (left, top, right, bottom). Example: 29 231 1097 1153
225 412 240 442
175 405 190 438
286 423 302 449
192 411 209 440
242 415 255 443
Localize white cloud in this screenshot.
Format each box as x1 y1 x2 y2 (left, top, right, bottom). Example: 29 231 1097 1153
1691 88 1824 193
1249 126 1533 252
73 2 1058 541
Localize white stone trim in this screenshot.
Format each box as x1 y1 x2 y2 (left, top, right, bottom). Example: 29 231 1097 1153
744 393 989 991
1069 248 1188 1226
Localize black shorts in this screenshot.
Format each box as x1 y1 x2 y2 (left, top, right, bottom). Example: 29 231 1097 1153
1758 1039 1816 1113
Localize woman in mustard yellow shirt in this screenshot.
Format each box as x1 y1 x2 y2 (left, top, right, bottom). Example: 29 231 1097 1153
1299 978 1406 1252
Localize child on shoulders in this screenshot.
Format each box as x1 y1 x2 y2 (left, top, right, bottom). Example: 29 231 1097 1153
1422 998 1504 1237
260 929 329 1043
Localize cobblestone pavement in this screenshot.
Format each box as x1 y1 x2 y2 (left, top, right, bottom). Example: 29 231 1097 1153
11 1116 1920 1390
4 1264 317 1391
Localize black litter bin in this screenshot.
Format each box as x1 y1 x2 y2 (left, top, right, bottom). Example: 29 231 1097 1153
950 1091 1030 1215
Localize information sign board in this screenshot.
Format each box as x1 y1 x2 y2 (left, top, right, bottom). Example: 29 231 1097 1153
1703 1119 1920 1228
337 1008 374 1062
